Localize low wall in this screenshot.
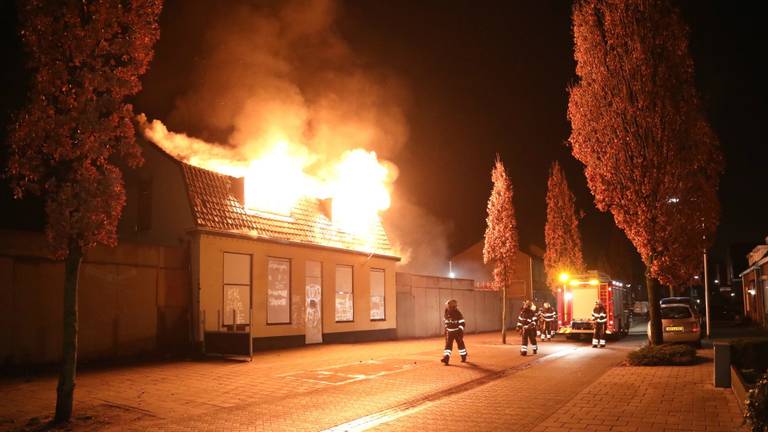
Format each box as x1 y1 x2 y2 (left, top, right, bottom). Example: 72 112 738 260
395 272 524 339
0 230 191 366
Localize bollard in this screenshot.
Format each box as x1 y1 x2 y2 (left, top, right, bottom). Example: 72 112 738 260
713 341 731 388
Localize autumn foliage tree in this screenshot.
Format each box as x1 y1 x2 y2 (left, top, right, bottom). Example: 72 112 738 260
568 0 722 345
6 0 162 422
544 161 585 290
483 155 519 345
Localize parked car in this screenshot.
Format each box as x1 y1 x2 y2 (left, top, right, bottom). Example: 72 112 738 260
633 301 649 316
660 297 692 306
647 303 702 347
660 296 705 327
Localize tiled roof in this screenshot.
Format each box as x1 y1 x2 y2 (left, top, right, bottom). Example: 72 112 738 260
181 163 396 257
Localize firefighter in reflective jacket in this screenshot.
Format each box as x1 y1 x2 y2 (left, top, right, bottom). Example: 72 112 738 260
516 300 538 356
540 302 557 341
441 299 467 365
592 301 608 348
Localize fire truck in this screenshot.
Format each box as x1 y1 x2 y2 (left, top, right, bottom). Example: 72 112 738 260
556 271 630 339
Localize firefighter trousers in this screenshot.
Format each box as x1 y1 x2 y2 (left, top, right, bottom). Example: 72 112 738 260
520 327 537 353
544 321 556 338
444 330 467 358
593 323 606 347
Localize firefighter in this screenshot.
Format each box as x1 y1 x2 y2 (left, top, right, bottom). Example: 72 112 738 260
532 303 541 338
441 299 467 365
540 302 557 341
516 300 538 356
592 300 608 348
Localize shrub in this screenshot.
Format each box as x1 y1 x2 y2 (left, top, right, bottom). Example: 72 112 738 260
745 372 768 432
627 343 697 366
732 338 768 380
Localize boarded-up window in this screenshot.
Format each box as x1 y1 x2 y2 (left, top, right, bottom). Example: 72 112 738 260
267 258 291 324
335 265 353 322
223 253 251 326
370 269 385 320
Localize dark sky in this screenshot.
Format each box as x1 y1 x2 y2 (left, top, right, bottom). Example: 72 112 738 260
2 0 767 278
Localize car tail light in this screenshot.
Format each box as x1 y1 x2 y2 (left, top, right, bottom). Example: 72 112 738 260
691 322 700 333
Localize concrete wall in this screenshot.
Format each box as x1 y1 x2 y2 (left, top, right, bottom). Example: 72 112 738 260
395 272 523 339
195 232 398 342
0 230 190 366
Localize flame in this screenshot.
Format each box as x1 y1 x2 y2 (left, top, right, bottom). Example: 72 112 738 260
244 140 317 216
139 116 395 242
327 149 391 236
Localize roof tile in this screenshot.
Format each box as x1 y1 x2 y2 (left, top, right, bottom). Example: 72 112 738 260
182 163 395 257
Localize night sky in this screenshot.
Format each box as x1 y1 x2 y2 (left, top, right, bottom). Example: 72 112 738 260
2 0 766 280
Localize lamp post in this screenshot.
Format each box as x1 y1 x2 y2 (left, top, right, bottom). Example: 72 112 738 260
559 272 570 328
704 248 711 338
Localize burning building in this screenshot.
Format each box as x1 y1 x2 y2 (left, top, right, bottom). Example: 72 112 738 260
121 136 400 356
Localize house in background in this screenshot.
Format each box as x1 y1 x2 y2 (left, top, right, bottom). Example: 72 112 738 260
450 240 547 303
739 240 768 327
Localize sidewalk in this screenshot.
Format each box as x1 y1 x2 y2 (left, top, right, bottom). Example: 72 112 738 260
531 350 746 432
0 332 557 431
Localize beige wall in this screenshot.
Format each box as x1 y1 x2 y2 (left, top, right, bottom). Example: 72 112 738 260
196 232 398 341
395 272 522 339
0 230 189 366
451 241 535 298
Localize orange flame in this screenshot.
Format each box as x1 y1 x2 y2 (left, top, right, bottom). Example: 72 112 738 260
139 116 395 241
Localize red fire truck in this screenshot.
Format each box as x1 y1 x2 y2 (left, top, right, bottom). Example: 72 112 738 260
556 271 630 339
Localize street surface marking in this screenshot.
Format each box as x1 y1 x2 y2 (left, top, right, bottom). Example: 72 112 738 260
322 348 583 432
281 358 419 385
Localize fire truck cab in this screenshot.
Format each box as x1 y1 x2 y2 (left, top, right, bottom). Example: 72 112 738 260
556 271 630 339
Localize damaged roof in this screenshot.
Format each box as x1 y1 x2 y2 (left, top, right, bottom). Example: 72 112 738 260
181 162 396 258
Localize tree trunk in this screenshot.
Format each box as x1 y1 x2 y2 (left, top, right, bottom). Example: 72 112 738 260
501 283 507 344
55 243 83 423
646 270 663 346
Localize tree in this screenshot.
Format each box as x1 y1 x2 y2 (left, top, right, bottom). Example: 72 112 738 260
6 0 162 422
568 0 722 345
544 161 585 291
483 154 519 345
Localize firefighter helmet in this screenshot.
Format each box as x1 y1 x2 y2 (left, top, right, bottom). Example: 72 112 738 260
543 302 551 309
446 299 458 308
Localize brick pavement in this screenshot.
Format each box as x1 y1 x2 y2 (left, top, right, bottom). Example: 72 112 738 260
368 346 745 432
0 333 560 431
1 334 746 431
531 350 746 432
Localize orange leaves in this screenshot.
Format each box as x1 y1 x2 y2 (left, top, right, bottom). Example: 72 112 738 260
483 154 518 290
544 162 585 289
7 0 163 257
568 0 722 286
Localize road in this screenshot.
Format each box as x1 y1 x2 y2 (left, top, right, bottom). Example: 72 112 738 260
2 329 646 431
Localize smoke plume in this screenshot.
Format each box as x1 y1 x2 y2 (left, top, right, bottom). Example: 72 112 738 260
163 0 408 167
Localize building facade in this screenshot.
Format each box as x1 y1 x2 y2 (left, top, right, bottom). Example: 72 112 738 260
739 242 768 327
133 142 400 355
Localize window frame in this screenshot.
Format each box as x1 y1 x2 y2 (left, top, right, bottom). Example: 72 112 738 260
222 252 252 331
369 268 386 321
266 256 292 325
335 264 354 323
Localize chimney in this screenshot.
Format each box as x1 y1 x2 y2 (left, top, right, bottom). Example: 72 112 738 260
230 176 245 206
319 197 333 221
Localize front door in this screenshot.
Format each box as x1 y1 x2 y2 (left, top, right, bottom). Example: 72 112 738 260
305 261 323 344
